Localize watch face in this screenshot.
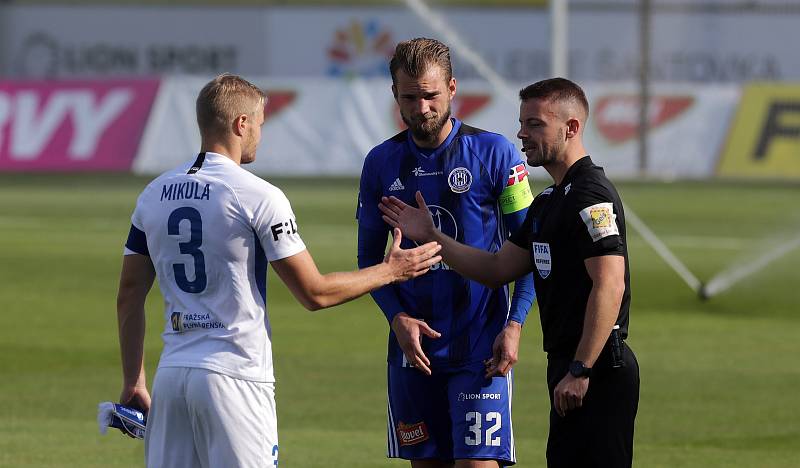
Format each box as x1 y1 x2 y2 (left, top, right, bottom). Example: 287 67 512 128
569 361 589 378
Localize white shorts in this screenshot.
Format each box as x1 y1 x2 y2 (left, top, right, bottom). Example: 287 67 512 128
145 367 278 468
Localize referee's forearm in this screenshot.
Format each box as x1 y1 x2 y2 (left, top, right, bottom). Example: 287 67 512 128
435 231 516 289
574 279 624 367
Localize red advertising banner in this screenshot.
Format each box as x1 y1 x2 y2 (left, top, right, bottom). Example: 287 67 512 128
0 79 159 171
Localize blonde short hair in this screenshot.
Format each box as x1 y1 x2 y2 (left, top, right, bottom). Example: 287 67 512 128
196 73 266 137
389 37 453 85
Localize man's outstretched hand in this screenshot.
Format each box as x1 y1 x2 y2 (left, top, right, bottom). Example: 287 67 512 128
380 191 437 244
383 228 442 282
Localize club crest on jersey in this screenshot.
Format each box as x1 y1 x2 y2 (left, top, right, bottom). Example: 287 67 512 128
397 421 429 446
533 242 552 279
448 167 472 193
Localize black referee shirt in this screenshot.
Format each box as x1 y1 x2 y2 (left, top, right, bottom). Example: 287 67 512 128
510 156 631 357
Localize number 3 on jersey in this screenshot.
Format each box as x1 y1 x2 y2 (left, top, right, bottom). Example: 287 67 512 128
168 207 207 293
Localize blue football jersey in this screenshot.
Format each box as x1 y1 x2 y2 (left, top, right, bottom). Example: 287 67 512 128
357 119 534 370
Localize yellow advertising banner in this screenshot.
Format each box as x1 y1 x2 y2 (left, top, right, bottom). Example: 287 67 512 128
718 83 800 179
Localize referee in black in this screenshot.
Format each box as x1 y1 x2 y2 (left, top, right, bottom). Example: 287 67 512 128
378 77 639 467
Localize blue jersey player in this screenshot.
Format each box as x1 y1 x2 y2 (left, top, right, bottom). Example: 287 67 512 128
357 38 535 467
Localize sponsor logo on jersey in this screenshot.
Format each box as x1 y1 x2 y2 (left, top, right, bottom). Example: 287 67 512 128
448 167 472 193
388 178 405 191
115 405 145 423
412 167 443 177
270 218 299 241
397 421 429 446
579 203 619 242
539 187 554 196
507 164 529 186
426 204 458 242
457 392 502 401
170 312 182 331
424 204 456 271
171 311 225 331
564 183 572 195
533 242 552 279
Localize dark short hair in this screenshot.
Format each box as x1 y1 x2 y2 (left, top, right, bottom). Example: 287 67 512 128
519 78 589 117
196 73 266 137
389 37 453 85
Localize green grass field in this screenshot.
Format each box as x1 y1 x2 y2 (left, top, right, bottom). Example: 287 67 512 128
1 174 798 467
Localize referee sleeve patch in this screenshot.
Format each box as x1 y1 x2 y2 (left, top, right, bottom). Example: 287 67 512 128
124 224 149 256
579 203 619 242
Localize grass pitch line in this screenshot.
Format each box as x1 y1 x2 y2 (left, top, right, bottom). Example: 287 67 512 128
624 203 703 294
700 234 800 300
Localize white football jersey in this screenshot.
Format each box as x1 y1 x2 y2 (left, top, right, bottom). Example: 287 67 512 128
125 152 306 382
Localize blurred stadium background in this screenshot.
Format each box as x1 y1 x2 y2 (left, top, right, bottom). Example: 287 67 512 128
1 0 798 467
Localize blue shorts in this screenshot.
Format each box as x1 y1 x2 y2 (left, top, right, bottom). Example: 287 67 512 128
386 363 516 465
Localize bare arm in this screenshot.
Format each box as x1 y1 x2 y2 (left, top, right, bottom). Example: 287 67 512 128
553 254 625 416
380 191 532 289
117 254 155 412
574 255 626 367
270 228 441 311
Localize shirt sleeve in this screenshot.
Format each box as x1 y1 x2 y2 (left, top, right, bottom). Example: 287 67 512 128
495 146 536 325
124 224 149 256
355 149 387 230
357 152 406 324
251 187 306 262
124 192 149 256
571 184 624 260
503 208 535 325
508 199 535 249
358 224 406 324
498 162 534 215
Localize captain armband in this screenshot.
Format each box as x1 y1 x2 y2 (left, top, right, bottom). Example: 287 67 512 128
499 164 534 214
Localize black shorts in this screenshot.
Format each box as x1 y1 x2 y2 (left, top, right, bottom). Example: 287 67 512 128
545 342 640 468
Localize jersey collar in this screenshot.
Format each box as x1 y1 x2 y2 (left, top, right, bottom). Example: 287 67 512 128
559 155 593 187
203 151 239 167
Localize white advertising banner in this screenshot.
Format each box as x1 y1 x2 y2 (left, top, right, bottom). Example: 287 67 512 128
0 6 268 78
134 77 738 179
1 5 799 83
263 6 798 83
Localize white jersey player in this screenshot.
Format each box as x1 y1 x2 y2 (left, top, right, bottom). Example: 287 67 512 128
115 74 442 468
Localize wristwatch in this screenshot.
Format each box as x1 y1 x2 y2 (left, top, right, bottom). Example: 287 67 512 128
568 360 592 378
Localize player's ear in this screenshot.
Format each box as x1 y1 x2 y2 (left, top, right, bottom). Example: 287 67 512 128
565 118 580 139
233 114 247 137
449 77 457 98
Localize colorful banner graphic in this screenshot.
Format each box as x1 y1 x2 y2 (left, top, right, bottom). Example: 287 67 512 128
0 79 159 171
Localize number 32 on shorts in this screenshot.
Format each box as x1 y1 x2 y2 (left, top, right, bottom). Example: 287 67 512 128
465 411 502 446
